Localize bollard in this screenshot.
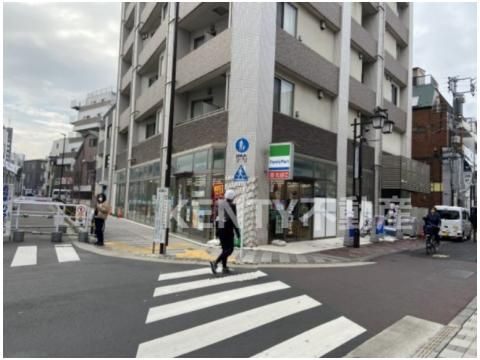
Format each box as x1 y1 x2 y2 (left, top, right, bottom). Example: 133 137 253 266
12 230 25 242
51 231 63 243
59 225 67 234
78 231 89 243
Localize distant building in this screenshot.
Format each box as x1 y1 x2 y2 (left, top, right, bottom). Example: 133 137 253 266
3 126 13 162
412 67 473 208
72 133 99 205
23 159 47 195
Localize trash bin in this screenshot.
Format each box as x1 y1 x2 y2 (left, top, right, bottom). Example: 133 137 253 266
12 230 24 242
51 231 62 243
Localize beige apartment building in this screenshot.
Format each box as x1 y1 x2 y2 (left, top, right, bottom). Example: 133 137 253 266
110 2 429 246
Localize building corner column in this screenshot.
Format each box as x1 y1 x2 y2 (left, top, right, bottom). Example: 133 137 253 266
226 2 276 247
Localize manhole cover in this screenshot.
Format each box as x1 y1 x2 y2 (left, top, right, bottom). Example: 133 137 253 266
432 254 450 259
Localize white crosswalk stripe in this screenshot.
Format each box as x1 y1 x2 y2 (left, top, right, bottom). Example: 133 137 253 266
137 295 320 358
9 244 81 267
253 316 366 358
153 270 267 297
146 281 290 323
55 244 80 263
137 267 369 357
10 246 37 267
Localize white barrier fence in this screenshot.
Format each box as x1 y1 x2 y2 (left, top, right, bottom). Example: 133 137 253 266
11 199 93 235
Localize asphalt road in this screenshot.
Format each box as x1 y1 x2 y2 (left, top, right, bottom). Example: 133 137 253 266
3 236 476 357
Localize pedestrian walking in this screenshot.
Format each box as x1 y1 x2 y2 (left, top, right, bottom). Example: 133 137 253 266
94 193 111 246
210 189 240 275
470 207 476 242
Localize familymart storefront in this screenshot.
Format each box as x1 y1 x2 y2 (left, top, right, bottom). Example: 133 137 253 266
268 143 337 242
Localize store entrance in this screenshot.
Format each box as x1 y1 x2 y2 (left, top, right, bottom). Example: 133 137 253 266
270 180 314 242
173 173 210 240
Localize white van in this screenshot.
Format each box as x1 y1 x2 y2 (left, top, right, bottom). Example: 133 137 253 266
52 189 72 203
435 206 472 241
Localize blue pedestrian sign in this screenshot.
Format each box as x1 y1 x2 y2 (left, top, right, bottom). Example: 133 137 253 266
233 165 248 182
235 138 249 153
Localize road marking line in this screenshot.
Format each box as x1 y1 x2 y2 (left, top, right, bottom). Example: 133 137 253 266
253 316 366 358
11 246 37 267
146 281 290 323
157 267 213 281
55 244 80 262
153 270 267 297
137 295 320 358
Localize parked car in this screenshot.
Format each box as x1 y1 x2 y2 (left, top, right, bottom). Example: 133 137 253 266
435 205 472 241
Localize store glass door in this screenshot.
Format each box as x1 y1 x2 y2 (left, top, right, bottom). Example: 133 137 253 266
284 181 313 241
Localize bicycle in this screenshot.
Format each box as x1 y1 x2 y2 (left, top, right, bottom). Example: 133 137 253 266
424 226 440 255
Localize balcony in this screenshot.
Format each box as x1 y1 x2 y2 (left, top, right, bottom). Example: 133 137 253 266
176 28 231 91
350 19 377 61
124 2 135 21
138 21 168 69
178 2 201 20
383 99 406 134
276 29 339 96
136 78 165 120
120 67 133 93
385 5 409 47
71 116 102 133
132 134 162 165
385 52 408 87
123 29 134 55
119 107 130 132
304 3 341 32
349 77 376 115
116 151 128 170
140 3 162 31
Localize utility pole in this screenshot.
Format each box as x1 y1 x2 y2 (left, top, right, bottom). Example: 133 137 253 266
58 133 67 201
447 76 476 206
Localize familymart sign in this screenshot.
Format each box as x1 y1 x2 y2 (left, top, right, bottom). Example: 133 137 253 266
268 142 294 180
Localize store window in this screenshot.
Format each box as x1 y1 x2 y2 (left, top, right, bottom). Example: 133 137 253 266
274 77 294 116
193 151 208 171
277 3 297 37
213 149 225 169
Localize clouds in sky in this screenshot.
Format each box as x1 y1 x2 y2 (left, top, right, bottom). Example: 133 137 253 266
413 2 477 118
3 2 121 159
3 2 477 160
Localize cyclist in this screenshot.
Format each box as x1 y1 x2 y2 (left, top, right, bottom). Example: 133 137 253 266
423 207 441 245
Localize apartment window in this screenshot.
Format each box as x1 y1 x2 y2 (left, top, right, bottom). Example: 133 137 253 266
105 154 110 169
273 77 294 116
107 124 112 139
277 3 297 37
391 83 399 106
193 35 205 50
89 138 97 147
146 122 156 139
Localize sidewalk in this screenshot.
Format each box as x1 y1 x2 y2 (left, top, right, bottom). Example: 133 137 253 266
415 297 477 358
77 216 424 267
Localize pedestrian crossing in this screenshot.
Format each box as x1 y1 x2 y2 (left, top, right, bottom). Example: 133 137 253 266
137 267 367 358
9 244 81 267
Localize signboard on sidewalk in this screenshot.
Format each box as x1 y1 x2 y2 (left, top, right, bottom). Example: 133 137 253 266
268 143 294 180
153 188 170 244
3 184 13 237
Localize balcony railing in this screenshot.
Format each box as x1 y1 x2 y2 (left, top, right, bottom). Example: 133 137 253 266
136 78 165 119
123 29 134 54
121 67 133 92
138 21 168 68
119 107 130 132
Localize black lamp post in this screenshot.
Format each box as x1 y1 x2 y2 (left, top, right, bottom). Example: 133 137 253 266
351 107 392 248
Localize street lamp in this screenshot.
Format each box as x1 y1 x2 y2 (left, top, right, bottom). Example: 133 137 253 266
58 133 67 202
351 107 392 248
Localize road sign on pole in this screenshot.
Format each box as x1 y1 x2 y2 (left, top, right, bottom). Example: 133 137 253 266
153 188 170 244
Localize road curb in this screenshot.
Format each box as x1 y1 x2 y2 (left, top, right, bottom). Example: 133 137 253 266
413 297 477 358
72 240 376 269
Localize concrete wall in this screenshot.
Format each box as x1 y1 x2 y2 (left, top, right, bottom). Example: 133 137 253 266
350 47 363 82
352 2 363 24
296 4 337 65
384 29 397 59
382 130 403 156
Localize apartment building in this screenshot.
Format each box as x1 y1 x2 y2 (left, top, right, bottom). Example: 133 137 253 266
111 2 428 246
23 159 47 195
412 67 474 209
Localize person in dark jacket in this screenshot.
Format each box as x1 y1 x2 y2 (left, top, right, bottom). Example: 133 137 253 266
210 189 240 274
423 207 441 244
470 207 477 242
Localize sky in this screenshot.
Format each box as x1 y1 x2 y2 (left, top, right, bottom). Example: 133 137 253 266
2 2 478 160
